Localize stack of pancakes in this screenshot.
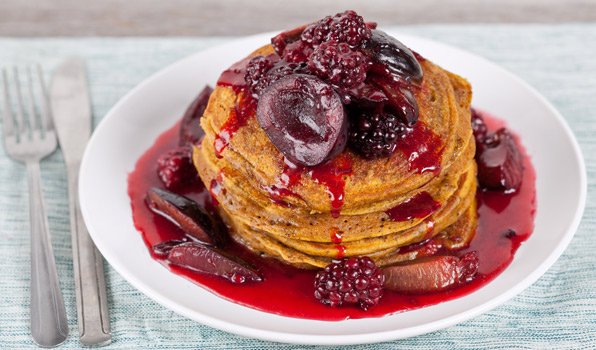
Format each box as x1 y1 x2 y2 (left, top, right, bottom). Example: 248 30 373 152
194 45 477 269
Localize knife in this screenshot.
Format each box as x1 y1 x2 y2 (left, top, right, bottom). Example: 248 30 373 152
50 57 111 346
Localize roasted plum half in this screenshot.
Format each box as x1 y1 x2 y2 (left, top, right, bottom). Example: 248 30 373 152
476 128 524 192
167 242 262 284
364 29 423 84
257 74 348 167
383 251 479 293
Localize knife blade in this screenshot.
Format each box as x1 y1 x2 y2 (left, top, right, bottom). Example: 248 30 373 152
51 57 111 346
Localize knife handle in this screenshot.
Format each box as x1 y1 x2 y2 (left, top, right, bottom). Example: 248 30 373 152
67 164 111 346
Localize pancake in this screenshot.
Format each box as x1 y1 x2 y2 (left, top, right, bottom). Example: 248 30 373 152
194 43 477 269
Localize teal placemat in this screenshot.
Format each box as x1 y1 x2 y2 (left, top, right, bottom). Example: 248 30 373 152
0 24 594 349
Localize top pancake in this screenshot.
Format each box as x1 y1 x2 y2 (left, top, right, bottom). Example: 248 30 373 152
200 44 473 214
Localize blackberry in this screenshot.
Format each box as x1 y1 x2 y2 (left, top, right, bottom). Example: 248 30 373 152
314 256 384 310
156 146 198 190
245 55 276 95
349 113 407 159
245 58 308 97
308 41 370 89
301 10 372 48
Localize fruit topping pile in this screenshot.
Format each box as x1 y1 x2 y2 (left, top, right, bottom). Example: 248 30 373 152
300 10 372 48
246 10 424 165
472 109 524 192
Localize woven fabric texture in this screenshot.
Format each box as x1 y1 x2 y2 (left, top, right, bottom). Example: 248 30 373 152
0 24 594 349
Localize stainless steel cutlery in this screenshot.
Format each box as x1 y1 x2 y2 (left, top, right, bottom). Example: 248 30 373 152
2 58 112 347
51 57 111 346
2 65 69 347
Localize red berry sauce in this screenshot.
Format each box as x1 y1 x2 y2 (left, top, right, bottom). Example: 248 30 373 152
262 159 303 207
385 191 442 222
306 154 353 218
128 109 536 321
399 121 443 175
213 57 257 158
330 227 346 258
330 227 342 244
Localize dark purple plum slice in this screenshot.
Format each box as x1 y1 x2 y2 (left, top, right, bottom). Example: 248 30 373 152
383 251 478 293
167 242 262 284
476 128 524 192
257 74 348 167
179 85 213 146
364 29 423 83
152 239 188 258
146 187 225 246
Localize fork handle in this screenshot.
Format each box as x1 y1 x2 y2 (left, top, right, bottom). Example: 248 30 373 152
27 160 69 347
66 164 111 346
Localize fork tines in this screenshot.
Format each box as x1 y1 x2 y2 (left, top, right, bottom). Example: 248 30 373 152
2 65 52 145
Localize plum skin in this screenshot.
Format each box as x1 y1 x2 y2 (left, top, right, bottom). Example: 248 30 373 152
257 74 348 167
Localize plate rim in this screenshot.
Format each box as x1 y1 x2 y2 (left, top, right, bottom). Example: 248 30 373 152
79 31 587 345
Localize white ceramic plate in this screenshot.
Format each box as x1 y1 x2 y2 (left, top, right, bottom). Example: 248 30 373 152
79 32 586 345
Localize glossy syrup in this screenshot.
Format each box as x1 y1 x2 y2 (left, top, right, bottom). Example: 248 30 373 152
385 191 442 222
262 159 303 207
265 155 353 217
128 111 536 321
213 57 257 158
400 121 443 175
306 154 353 218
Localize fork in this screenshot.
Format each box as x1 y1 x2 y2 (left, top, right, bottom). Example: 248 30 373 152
2 66 68 347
